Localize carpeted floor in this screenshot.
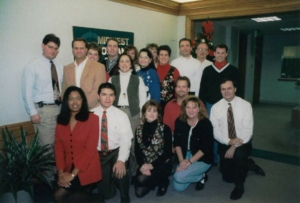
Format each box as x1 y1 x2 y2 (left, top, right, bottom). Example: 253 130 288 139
34 104 300 203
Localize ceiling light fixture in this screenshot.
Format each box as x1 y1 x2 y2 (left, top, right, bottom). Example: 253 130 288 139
280 27 300 31
251 16 281 22
171 0 200 3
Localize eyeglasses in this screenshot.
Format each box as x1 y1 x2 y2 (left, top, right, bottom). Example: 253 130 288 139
197 48 208 52
47 44 59 51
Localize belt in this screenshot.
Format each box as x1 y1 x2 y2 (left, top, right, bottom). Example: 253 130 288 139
117 105 129 109
98 147 119 156
41 103 56 105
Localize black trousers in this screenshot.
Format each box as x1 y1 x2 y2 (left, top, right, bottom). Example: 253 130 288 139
97 149 130 200
219 142 252 186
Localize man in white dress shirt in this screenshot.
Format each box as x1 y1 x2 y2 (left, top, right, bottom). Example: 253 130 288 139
171 38 203 96
92 83 132 203
22 33 63 181
210 79 253 200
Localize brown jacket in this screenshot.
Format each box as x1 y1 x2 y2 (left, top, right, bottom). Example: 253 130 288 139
62 59 106 109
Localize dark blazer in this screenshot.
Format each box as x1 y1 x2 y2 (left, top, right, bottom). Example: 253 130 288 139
173 117 214 164
54 113 102 186
101 58 119 76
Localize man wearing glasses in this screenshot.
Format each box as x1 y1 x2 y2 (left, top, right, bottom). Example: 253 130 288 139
22 33 63 181
196 42 212 69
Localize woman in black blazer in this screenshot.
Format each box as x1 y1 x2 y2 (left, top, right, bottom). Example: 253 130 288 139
173 96 214 192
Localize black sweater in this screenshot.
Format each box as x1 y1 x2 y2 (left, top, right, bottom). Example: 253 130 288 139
199 64 241 104
173 118 214 165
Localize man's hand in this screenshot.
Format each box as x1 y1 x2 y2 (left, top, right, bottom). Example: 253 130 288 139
31 114 41 124
113 160 126 179
225 146 236 159
229 138 243 147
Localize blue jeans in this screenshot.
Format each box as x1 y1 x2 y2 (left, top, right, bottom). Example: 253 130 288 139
206 102 219 163
173 151 211 191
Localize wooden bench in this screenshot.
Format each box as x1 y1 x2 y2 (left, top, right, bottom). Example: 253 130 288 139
0 121 35 147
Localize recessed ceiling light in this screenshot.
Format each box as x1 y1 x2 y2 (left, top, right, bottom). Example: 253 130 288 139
280 27 300 31
251 16 281 22
171 0 200 3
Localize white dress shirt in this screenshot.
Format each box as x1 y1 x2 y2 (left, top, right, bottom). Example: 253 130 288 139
91 105 133 162
74 57 88 87
171 56 203 96
210 96 253 145
22 55 63 116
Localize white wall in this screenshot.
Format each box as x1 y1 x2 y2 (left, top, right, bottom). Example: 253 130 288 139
0 0 180 125
260 33 300 105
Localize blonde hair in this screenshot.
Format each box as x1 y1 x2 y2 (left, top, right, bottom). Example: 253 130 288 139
179 96 208 122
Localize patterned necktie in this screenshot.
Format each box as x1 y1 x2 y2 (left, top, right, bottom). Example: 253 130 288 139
101 111 109 151
50 61 61 102
227 103 237 139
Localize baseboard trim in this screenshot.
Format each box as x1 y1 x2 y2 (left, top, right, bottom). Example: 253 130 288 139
259 100 298 106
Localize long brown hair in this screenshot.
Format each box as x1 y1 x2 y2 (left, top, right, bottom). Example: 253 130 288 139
179 96 208 122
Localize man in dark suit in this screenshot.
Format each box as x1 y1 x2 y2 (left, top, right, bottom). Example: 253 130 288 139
62 38 106 109
101 38 120 76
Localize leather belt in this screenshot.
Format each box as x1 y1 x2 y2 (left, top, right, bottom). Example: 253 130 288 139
117 105 129 109
98 147 119 156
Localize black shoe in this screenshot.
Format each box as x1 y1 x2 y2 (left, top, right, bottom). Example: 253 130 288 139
156 180 169 197
212 162 218 167
121 197 130 203
248 158 266 176
195 174 208 191
230 185 244 200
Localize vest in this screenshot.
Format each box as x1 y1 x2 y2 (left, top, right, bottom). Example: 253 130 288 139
112 74 140 117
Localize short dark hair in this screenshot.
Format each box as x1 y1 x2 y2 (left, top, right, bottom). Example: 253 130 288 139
57 86 89 125
124 45 138 65
114 53 136 75
179 38 192 47
215 44 228 52
97 82 116 96
138 48 156 69
42 34 60 47
175 76 191 88
72 38 88 48
106 38 119 47
157 45 171 56
141 100 162 123
87 42 102 60
220 78 236 88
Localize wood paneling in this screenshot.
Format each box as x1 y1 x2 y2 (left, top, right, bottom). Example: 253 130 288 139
0 121 35 147
110 0 179 15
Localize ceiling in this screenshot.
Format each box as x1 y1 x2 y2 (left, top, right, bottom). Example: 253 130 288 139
205 11 300 35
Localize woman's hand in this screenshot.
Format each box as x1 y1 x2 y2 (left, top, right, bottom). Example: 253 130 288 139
176 160 190 172
140 164 153 176
58 173 72 188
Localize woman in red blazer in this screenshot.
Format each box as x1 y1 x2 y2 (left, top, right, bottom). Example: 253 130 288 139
54 86 102 203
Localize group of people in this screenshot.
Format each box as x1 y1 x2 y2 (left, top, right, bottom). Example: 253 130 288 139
22 33 265 203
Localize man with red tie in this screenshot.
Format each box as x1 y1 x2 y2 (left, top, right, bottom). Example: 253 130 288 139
92 83 132 203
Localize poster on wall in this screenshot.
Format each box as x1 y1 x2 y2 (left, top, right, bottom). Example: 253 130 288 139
73 26 134 61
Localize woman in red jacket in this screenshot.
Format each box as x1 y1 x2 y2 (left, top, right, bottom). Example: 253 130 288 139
54 86 102 203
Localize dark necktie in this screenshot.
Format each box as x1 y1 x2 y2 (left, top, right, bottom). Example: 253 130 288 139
227 103 237 139
50 61 61 103
101 111 109 152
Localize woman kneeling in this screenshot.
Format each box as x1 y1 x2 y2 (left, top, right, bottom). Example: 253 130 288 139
173 96 214 191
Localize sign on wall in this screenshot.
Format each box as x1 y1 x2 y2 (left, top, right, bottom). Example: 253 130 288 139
73 26 134 61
